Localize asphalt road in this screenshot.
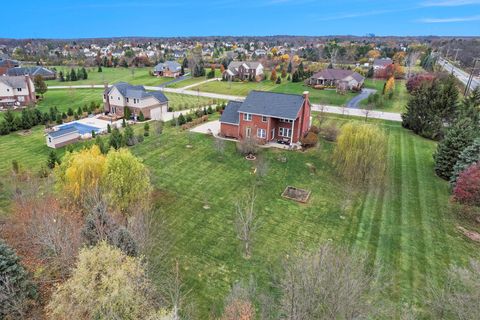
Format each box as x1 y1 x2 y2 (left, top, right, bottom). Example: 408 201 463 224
346 88 377 108
438 57 479 90
48 85 402 122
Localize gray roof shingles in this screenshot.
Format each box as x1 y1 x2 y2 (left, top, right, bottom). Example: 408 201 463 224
310 69 364 82
7 66 55 77
220 91 305 124
0 76 28 89
108 82 168 103
154 61 181 73
220 101 243 124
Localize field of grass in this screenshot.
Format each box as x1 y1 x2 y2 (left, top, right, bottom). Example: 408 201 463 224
190 79 279 96
273 81 358 106
1 113 478 317
45 66 173 87
363 79 409 113
167 69 222 88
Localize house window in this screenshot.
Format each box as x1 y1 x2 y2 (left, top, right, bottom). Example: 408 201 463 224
48 137 51 143
262 116 267 122
279 127 292 138
126 98 129 103
279 118 293 123
6 88 9 92
17 88 22 92
257 128 266 139
110 96 113 100
118 97 120 100
243 113 252 121
245 127 251 138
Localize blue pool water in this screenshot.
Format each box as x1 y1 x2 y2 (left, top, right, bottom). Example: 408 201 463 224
59 122 101 135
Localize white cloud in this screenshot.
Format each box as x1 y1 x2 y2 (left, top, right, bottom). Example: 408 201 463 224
421 0 480 7
419 15 480 22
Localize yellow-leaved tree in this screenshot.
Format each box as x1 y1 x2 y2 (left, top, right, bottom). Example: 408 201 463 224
102 148 152 215
56 145 106 203
384 76 395 95
47 242 171 319
334 122 387 187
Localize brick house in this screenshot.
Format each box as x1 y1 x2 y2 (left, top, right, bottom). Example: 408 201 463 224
222 61 264 82
0 59 19 75
103 82 169 120
220 91 311 144
153 61 182 77
0 75 36 107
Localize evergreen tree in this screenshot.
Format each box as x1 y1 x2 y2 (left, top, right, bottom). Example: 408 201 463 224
67 107 74 116
98 66 102 72
123 107 131 120
109 127 124 150
81 67 88 80
58 71 65 82
47 150 60 169
95 135 107 154
144 122 150 137
450 138 480 186
107 123 112 133
56 114 63 124
0 240 37 318
4 110 16 132
434 118 477 180
122 118 126 128
138 111 145 122
124 125 135 146
298 61 305 80
77 106 83 116
287 61 292 73
292 70 300 83
70 68 77 81
20 109 32 129
178 113 186 125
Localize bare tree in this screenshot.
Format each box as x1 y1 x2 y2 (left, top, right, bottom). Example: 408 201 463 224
234 188 258 259
213 136 226 160
280 244 374 320
158 259 192 320
427 259 480 320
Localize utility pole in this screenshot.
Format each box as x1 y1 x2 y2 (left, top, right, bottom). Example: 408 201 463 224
464 58 479 96
453 49 462 63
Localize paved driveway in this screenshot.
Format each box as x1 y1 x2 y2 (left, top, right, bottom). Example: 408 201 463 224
346 88 377 108
190 120 220 135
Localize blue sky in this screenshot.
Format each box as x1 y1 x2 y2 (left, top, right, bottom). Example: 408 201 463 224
2 0 479 38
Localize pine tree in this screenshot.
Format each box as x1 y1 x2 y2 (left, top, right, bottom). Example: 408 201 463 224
0 240 37 318
138 111 145 122
144 122 150 137
98 66 102 72
298 61 305 80
47 150 60 169
287 61 292 73
70 68 77 81
58 71 65 82
67 107 74 116
434 118 477 180
81 67 88 80
109 127 124 150
124 125 135 146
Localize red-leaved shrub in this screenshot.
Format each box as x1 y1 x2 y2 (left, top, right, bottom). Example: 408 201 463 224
453 162 480 206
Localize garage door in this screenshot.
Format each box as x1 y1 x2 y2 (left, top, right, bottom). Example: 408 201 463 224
150 107 162 120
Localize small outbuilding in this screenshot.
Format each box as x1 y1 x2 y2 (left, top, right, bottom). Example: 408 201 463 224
46 126 80 148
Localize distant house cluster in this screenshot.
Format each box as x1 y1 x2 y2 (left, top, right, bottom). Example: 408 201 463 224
222 61 264 82
103 82 169 120
220 90 311 144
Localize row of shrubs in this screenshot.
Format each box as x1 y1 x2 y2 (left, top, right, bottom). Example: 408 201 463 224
300 121 340 148
167 99 226 112
0 102 102 136
180 115 209 130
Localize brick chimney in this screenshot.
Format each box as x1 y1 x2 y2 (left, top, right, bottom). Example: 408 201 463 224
104 83 110 114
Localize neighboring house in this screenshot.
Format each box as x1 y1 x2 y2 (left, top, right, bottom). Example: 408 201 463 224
0 75 36 107
103 82 169 120
7 66 56 80
373 58 393 70
308 69 364 91
153 61 181 77
0 59 19 75
46 126 80 148
223 61 264 82
220 90 311 144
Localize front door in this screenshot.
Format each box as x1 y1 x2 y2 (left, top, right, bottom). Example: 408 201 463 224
245 127 251 138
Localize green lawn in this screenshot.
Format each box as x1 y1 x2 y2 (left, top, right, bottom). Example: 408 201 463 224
188 79 280 96
1 114 478 317
45 66 174 87
167 69 223 88
273 81 358 106
363 79 409 113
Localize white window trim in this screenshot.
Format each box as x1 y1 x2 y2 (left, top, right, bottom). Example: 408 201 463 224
243 113 252 121
279 127 292 138
257 128 266 139
262 116 267 122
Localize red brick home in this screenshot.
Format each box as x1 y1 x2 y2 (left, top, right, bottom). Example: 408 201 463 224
220 91 311 144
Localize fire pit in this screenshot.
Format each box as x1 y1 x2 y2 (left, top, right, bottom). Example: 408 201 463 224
281 186 311 203
245 153 256 161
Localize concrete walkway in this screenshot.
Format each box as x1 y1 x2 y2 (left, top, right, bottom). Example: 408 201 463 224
346 88 377 108
158 73 191 88
48 84 402 122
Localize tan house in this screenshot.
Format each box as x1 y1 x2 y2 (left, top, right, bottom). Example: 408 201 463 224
308 69 364 91
153 61 182 77
0 75 36 108
223 61 264 82
103 82 168 120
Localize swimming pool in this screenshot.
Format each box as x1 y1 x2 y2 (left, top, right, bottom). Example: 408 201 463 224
58 122 102 135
